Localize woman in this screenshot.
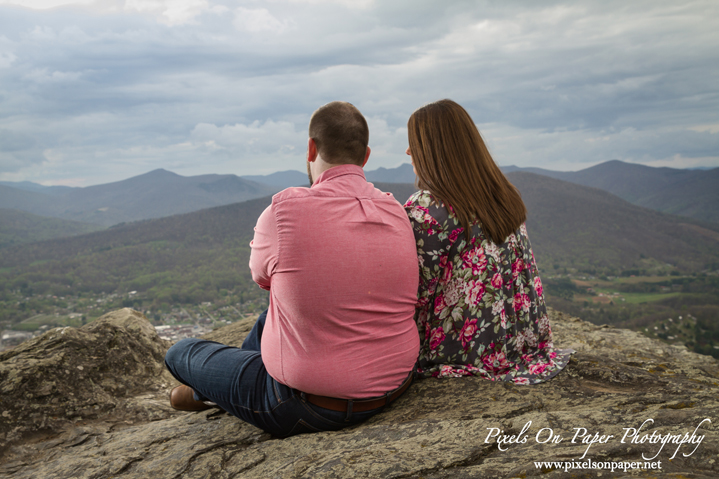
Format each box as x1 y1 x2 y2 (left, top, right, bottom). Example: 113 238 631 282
404 99 572 384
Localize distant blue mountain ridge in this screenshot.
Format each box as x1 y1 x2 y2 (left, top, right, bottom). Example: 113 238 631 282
0 160 717 226
0 181 77 195
238 163 418 189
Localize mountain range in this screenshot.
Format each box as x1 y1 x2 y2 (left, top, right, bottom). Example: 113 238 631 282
244 161 719 224
0 169 278 227
0 160 717 250
502 160 719 224
2 173 717 306
0 164 417 230
376 176 719 274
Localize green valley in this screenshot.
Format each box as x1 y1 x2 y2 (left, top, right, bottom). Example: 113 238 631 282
543 273 719 358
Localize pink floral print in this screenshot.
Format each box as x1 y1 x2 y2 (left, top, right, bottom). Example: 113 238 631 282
429 327 445 350
404 190 572 384
459 318 478 349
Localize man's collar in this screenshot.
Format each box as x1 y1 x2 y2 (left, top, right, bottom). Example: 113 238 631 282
311 164 365 187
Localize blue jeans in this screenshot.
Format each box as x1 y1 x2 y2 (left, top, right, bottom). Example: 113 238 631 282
164 310 391 437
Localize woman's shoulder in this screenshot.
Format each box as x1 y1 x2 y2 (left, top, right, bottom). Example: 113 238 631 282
405 190 453 215
404 189 436 208
404 190 454 221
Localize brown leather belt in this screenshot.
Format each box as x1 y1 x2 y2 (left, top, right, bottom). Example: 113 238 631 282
302 371 413 413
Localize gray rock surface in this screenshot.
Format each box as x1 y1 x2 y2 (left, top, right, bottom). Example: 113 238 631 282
1 308 717 478
0 309 177 451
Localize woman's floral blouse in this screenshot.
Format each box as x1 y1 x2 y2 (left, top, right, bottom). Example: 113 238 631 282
404 190 572 384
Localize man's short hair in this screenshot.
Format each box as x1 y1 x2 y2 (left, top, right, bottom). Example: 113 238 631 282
309 101 369 166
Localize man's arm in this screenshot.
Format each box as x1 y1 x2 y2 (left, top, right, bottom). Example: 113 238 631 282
249 204 278 291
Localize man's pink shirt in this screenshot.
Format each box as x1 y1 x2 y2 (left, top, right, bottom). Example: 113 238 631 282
249 164 420 399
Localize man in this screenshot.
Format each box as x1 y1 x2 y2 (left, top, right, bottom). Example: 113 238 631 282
164 101 420 437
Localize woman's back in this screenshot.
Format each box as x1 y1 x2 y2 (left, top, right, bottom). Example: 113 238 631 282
405 189 571 384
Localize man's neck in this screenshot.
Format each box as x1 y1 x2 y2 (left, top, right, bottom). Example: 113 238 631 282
312 157 337 179
310 157 360 185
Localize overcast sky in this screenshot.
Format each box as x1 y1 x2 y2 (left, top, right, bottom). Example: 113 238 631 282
0 0 717 186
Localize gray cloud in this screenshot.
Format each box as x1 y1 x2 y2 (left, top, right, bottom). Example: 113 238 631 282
0 0 717 185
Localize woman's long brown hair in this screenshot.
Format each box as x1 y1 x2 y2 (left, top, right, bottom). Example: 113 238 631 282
408 99 527 245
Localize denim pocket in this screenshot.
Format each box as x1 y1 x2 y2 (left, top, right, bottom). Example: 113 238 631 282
286 418 322 437
298 398 351 428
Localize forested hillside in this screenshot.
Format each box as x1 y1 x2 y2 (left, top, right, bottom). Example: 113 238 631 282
2 174 717 303
0 209 103 248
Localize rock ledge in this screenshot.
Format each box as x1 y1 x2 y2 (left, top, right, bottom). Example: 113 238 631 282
0 308 717 478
